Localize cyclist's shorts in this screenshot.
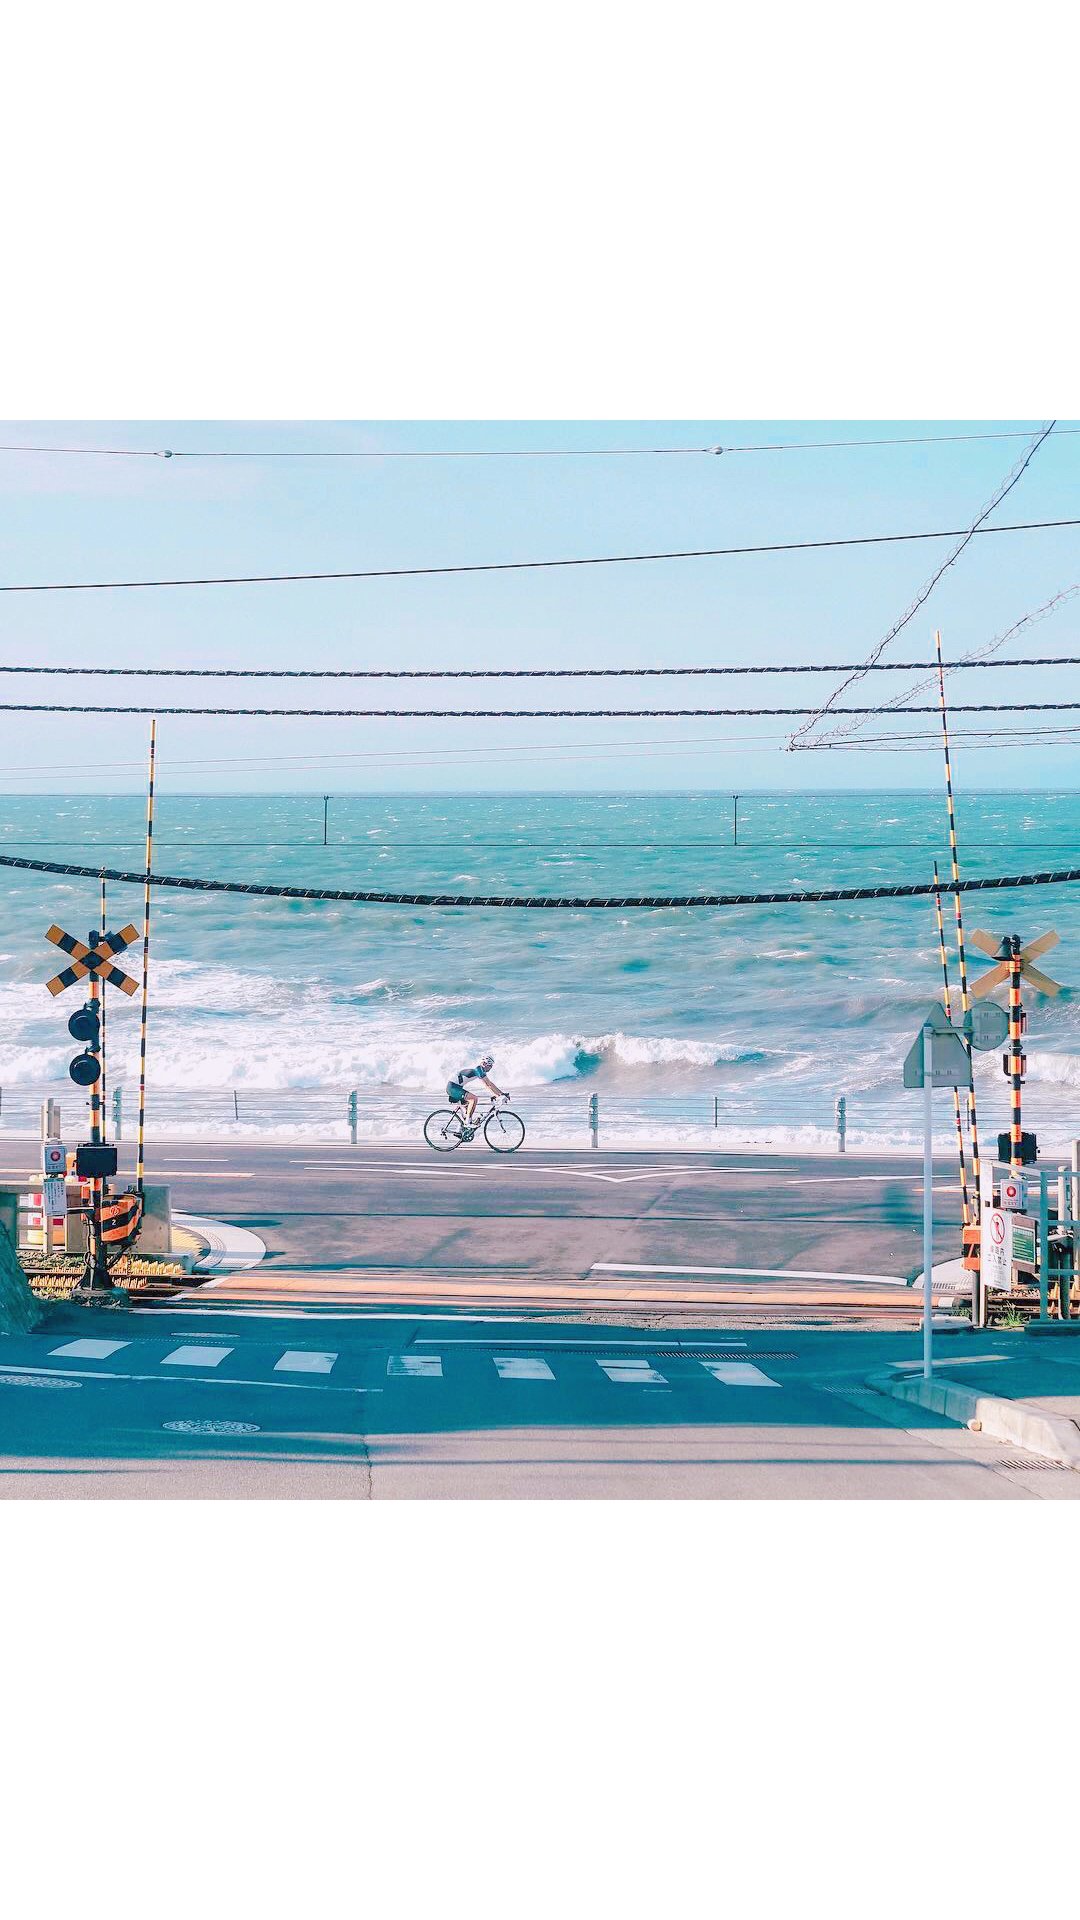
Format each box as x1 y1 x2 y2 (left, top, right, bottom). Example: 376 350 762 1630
447 1080 465 1104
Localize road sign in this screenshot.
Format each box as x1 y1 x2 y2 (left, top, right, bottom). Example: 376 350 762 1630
44 923 139 998
902 1004 973 1089
1011 1217 1037 1268
999 1173 1025 1210
43 1174 67 1219
42 1140 66 1179
982 1207 1012 1293
964 1001 1009 1051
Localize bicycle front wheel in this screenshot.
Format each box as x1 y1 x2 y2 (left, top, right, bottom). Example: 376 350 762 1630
484 1108 525 1153
424 1108 465 1152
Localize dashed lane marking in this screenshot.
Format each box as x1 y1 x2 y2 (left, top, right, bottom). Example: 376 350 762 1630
597 1357 668 1385
50 1338 130 1360
700 1361 782 1387
161 1345 233 1368
274 1350 337 1373
493 1356 556 1380
387 1354 443 1378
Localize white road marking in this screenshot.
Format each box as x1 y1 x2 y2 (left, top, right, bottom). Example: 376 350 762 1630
701 1361 782 1387
0 1362 380 1394
387 1354 443 1377
50 1338 129 1360
419 1336 747 1348
161 1344 232 1368
590 1262 908 1284
274 1350 337 1373
493 1356 555 1380
597 1357 668 1385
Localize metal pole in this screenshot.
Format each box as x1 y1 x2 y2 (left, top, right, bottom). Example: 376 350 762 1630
923 1024 934 1379
99 873 107 1140
732 794 738 846
348 1091 358 1145
935 629 983 1323
1007 936 1025 1174
590 1092 599 1150
932 861 969 1225
137 718 157 1196
323 795 329 846
835 1095 846 1153
1038 1167 1050 1322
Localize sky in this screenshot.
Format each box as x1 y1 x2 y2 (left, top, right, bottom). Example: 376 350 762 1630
0 418 1076 796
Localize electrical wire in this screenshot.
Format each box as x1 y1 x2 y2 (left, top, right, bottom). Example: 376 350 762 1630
1 654 1078 679
2 701 1080 717
787 422 1059 748
1 515 1077 595
2 849 1079 908
2 426 1078 459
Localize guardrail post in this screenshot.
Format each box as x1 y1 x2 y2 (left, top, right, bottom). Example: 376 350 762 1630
348 1090 358 1145
835 1095 847 1153
40 1098 61 1142
232 1090 240 1121
589 1093 599 1150
113 1087 122 1141
713 1095 719 1129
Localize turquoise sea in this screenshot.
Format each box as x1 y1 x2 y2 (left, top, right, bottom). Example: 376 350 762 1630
0 790 1077 1149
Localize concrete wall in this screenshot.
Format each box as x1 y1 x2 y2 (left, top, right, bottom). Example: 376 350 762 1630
0 1221 42 1333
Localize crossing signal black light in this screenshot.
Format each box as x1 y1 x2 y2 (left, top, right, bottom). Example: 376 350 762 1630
68 1003 100 1045
68 1001 101 1085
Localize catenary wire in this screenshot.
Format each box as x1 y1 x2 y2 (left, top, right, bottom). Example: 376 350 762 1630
1 654 1078 679
2 701 1080 716
787 422 1058 747
1 515 1077 595
1 427 1078 459
2 850 1079 907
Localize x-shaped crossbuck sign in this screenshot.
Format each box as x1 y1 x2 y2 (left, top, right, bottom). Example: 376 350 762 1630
970 928 1064 999
45 922 140 998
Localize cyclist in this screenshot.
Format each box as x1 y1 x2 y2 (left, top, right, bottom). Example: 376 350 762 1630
446 1053 507 1126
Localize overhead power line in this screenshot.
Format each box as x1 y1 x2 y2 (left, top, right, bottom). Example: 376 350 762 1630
1 515 1077 595
788 422 1059 748
1 655 1078 680
2 701 1079 717
1 850 1078 908
1 426 1078 459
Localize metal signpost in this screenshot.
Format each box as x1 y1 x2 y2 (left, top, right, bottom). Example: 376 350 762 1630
904 1004 973 1378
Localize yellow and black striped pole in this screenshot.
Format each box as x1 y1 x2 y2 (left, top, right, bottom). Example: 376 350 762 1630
932 860 970 1226
1007 935 1026 1173
136 718 157 1196
934 629 983 1317
99 871 107 1140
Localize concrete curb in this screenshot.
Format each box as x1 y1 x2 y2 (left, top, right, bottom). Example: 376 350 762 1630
866 1368 1080 1471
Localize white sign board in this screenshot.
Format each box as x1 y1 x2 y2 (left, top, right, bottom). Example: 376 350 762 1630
42 1174 67 1219
999 1173 1025 1210
981 1206 1013 1293
42 1140 66 1179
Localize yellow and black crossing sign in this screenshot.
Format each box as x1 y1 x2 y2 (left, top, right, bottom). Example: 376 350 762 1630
44 922 139 998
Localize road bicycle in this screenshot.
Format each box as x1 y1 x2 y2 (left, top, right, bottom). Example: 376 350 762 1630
423 1093 526 1154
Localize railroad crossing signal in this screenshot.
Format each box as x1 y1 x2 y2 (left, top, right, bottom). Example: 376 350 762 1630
969 928 1063 1000
44 922 139 998
969 929 1067 1175
44 922 138 1087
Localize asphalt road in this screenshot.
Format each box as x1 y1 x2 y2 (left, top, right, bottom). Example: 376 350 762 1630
5 1139 968 1321
4 1304 1074 1499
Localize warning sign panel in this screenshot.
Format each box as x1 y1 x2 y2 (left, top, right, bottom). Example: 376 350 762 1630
981 1207 1013 1294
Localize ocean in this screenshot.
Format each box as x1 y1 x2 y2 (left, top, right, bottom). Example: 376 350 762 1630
0 789 1077 1153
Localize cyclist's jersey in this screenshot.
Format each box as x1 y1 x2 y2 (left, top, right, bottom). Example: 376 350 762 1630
456 1063 488 1083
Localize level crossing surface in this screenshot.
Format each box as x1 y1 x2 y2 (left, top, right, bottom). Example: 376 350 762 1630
1 1310 1074 1498
0 1139 969 1317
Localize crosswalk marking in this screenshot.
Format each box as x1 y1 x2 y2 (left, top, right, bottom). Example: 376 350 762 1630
597 1357 668 1385
700 1361 781 1388
274 1351 337 1374
493 1356 555 1380
49 1338 130 1361
161 1345 233 1368
387 1354 443 1377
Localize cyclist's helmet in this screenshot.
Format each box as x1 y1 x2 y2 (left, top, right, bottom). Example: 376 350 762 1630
481 1053 495 1070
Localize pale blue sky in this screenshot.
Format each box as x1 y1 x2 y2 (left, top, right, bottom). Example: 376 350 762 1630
0 419 1076 794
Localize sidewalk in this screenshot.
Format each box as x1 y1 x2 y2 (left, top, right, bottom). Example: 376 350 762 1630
869 1337 1080 1468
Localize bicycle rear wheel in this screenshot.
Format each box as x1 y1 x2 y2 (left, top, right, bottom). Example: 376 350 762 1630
484 1107 525 1153
424 1108 465 1152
